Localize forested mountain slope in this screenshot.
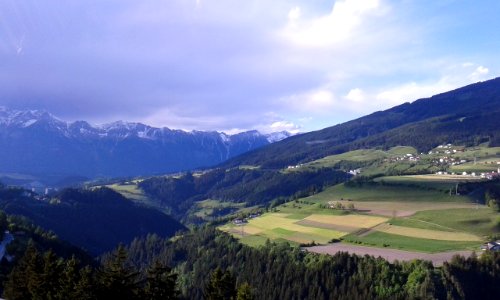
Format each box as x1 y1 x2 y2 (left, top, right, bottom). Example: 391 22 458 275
0 185 185 255
222 78 500 169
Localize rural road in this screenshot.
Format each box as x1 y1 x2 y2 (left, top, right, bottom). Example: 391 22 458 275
306 243 474 266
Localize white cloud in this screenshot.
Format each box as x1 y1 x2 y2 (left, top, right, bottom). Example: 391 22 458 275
375 80 454 105
282 0 382 48
374 63 493 108
269 121 301 134
288 6 301 20
345 88 365 102
469 66 489 81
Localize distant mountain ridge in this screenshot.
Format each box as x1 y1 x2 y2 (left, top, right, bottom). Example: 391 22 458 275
222 78 500 168
0 107 292 180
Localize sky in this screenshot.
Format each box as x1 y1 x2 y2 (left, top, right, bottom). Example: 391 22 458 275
0 0 499 134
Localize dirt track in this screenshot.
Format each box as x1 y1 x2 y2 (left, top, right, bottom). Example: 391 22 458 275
306 243 474 266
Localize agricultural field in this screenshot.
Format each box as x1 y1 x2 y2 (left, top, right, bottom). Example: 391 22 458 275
450 161 500 173
308 182 474 204
342 232 480 253
219 213 387 246
371 223 481 242
373 175 485 191
407 208 500 237
222 168 496 253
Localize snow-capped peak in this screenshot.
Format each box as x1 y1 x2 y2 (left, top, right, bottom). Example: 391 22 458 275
0 107 294 143
0 107 65 128
265 131 293 143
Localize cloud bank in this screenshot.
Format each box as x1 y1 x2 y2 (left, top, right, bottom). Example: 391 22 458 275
0 0 498 133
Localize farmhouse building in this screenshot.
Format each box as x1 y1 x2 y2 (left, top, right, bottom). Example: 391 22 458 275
481 241 500 251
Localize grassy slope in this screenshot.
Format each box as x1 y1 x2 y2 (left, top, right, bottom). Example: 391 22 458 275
409 208 500 237
309 183 471 203
343 231 480 253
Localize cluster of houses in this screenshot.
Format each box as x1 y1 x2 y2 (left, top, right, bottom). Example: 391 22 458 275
287 164 304 170
233 213 261 225
385 153 421 163
481 241 500 251
432 156 467 166
481 170 500 180
432 144 465 153
348 169 361 176
435 168 500 180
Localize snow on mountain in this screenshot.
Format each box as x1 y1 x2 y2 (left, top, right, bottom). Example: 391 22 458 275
0 107 292 143
265 131 293 143
0 107 293 178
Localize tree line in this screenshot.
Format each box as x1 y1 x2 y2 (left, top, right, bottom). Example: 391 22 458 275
2 226 500 299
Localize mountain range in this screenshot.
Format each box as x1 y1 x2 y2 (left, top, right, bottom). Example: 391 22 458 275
0 107 291 183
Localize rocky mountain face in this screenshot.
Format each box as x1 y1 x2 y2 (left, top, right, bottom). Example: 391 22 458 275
0 108 291 180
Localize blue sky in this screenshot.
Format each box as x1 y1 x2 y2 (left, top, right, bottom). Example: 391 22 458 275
0 0 498 133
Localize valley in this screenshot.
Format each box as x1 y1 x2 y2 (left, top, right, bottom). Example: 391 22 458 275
3 1 500 297
1 78 500 299
100 143 500 263
215 144 499 261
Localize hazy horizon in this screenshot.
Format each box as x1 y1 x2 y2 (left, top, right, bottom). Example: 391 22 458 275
1 0 498 133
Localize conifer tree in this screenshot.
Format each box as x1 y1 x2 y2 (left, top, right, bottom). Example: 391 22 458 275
204 268 236 300
3 242 42 300
144 260 179 300
98 244 141 300
236 282 254 300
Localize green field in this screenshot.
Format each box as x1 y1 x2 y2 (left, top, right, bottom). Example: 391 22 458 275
373 223 481 241
343 231 481 253
289 147 419 172
374 175 485 191
408 208 500 237
450 162 500 173
307 183 472 204
389 218 455 232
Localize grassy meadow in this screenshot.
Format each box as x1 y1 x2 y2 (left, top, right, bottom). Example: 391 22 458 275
343 232 481 253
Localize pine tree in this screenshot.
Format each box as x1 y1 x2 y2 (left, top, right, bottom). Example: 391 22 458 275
98 244 141 300
56 256 83 299
74 266 97 300
3 242 42 300
204 268 236 300
35 250 64 299
236 282 254 300
144 260 179 300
